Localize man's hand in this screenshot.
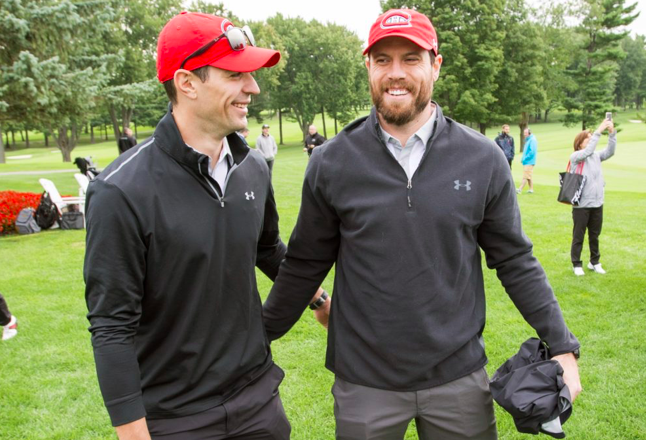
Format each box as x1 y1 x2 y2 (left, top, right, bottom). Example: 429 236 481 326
115 418 151 440
310 287 330 330
313 295 330 329
552 352 582 402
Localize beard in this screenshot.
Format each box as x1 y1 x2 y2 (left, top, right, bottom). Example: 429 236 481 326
370 76 433 126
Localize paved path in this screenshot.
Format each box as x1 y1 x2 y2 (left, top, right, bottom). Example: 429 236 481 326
0 169 77 176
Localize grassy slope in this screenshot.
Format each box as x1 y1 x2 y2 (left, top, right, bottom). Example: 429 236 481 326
1 110 645 439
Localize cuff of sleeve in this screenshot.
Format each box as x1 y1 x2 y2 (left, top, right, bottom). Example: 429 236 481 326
545 334 580 358
107 393 147 427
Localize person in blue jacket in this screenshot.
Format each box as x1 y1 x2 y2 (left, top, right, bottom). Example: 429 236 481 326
517 128 537 194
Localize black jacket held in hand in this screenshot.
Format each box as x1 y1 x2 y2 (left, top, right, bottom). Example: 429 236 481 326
490 338 576 438
84 108 286 426
263 104 579 392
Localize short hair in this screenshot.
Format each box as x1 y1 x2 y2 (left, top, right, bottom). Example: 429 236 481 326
502 124 509 129
163 66 211 105
573 130 591 151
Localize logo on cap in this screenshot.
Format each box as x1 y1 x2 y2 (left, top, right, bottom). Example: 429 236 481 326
381 10 412 29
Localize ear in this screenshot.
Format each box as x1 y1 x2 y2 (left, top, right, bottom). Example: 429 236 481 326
432 54 443 81
365 56 370 70
174 70 198 102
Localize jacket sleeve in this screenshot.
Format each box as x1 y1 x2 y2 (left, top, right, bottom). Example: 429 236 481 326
263 148 340 340
477 149 579 356
84 180 147 427
598 132 616 162
256 181 287 281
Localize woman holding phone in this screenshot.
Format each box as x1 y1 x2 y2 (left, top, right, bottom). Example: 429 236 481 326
569 117 616 276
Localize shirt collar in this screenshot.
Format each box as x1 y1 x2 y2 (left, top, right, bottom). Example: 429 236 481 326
379 106 436 147
185 137 233 170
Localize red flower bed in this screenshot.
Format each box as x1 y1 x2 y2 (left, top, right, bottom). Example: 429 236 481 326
0 191 42 235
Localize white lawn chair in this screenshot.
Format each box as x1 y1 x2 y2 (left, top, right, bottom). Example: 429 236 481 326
39 178 86 222
74 173 90 197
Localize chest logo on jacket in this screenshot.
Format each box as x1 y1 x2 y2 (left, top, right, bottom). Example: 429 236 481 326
245 191 255 200
454 180 471 191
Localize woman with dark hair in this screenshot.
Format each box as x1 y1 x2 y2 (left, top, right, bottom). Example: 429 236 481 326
569 119 616 276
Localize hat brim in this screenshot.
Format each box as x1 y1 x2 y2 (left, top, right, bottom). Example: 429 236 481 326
363 34 435 56
210 46 281 73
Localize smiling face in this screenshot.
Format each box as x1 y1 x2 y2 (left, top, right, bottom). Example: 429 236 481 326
367 37 441 127
192 66 260 136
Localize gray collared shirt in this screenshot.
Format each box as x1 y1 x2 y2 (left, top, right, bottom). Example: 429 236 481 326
380 108 436 180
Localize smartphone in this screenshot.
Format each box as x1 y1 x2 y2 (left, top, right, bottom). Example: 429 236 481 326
606 112 612 121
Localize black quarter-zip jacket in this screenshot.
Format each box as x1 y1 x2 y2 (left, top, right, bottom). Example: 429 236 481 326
263 104 579 391
84 108 286 426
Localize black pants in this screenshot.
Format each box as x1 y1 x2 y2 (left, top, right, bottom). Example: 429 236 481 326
147 364 291 439
0 293 11 326
266 159 274 177
571 206 603 267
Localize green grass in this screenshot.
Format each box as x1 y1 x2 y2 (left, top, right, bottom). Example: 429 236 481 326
1 110 645 439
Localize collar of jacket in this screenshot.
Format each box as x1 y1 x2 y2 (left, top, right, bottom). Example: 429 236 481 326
366 101 447 148
154 103 250 175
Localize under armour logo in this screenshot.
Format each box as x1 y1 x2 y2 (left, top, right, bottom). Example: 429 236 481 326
245 191 255 200
454 180 471 191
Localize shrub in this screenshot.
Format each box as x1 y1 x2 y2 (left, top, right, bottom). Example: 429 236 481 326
0 191 42 235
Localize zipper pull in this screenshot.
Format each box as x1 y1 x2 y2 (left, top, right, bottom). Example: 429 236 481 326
407 179 412 208
407 180 412 189
220 201 224 208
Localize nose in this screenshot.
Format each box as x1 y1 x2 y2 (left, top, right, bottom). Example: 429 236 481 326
387 59 406 81
243 72 260 96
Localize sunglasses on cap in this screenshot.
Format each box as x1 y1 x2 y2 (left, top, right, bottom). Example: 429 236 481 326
180 25 256 70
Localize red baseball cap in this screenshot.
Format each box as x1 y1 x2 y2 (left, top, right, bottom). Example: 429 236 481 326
156 11 281 83
363 9 438 56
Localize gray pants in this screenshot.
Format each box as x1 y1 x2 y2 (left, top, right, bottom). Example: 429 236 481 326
332 369 497 440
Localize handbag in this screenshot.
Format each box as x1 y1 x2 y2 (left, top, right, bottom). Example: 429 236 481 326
557 161 586 205
60 211 84 229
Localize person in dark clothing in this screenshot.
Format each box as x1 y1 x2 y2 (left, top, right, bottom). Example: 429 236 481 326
117 127 137 154
304 125 326 156
84 12 297 440
1 293 18 341
494 124 515 168
262 9 581 440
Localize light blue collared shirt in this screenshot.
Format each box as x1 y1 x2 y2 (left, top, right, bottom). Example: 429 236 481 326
380 108 436 180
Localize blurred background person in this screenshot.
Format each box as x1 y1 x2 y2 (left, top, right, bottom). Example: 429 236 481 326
517 128 537 194
569 118 616 276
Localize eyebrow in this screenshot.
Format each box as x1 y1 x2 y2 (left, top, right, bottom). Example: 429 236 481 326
372 51 424 58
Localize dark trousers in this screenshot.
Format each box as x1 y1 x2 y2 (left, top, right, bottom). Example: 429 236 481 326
507 159 513 169
333 369 497 440
266 159 274 177
147 364 291 440
571 206 603 267
0 293 11 326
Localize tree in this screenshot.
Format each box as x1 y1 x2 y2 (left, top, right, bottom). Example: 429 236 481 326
382 0 506 134
615 34 646 109
489 0 546 149
267 15 366 140
0 0 118 162
562 0 639 129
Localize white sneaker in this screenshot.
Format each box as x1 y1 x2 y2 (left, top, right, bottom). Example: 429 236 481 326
588 262 606 274
2 315 17 341
527 190 534 194
573 267 585 276
516 188 521 194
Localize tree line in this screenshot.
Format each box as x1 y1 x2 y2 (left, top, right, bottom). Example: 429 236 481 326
0 0 642 163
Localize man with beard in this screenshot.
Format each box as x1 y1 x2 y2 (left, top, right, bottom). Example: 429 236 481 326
262 9 582 440
495 124 515 168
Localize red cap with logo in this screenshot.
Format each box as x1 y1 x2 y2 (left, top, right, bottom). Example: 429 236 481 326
363 9 438 56
156 12 281 83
